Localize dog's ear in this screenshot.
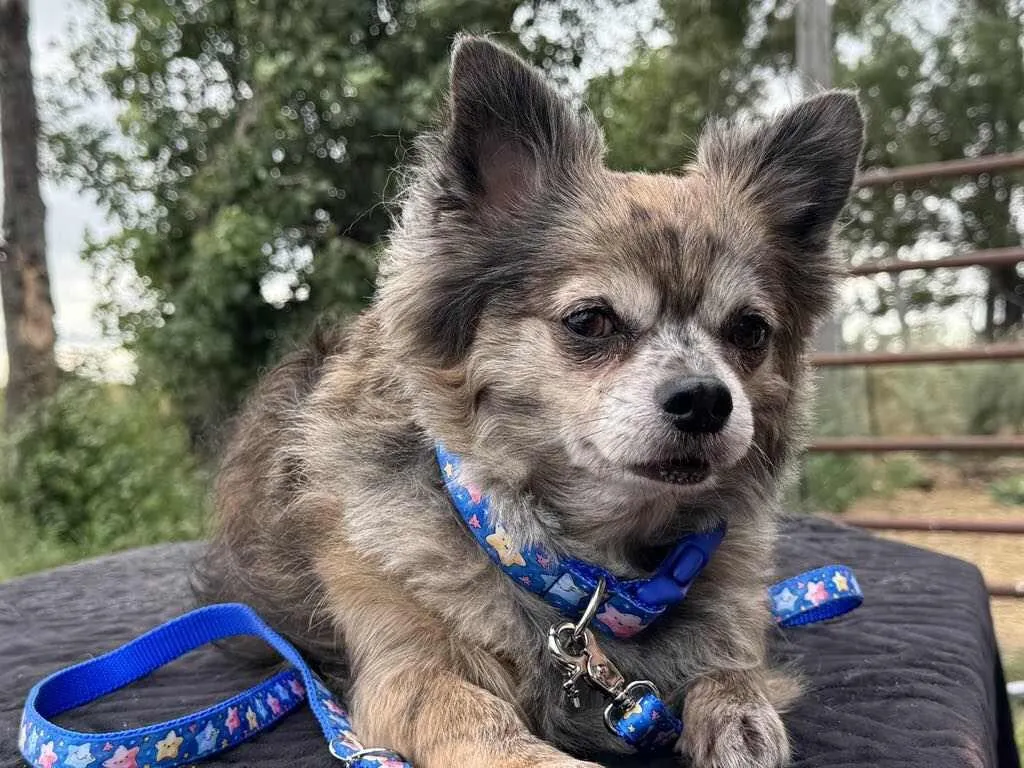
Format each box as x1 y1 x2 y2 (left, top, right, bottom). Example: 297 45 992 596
696 91 865 251
441 35 603 210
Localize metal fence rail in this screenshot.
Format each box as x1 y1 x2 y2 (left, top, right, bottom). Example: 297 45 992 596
848 246 1024 276
811 344 1024 366
814 152 1024 599
855 152 1024 186
810 436 1024 452
842 517 1024 534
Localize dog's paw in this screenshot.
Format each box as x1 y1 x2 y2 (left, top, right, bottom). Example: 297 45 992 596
677 676 790 768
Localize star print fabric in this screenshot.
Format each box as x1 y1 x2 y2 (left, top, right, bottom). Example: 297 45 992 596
437 444 720 638
19 668 306 768
767 565 863 627
608 692 683 751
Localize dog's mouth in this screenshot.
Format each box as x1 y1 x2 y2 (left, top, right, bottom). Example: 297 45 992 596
628 458 711 486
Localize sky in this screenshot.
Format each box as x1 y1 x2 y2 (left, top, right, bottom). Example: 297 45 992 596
0 0 120 386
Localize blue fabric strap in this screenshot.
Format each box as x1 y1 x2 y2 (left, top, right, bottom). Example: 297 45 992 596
437 443 727 638
608 691 682 752
18 603 410 768
769 565 862 627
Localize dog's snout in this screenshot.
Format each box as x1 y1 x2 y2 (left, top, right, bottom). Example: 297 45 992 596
656 376 733 433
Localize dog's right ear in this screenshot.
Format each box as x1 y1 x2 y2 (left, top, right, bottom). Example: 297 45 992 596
440 35 603 211
375 37 604 371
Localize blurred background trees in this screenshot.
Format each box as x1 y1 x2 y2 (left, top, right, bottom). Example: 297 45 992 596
46 0 602 451
0 0 1022 580
0 0 59 428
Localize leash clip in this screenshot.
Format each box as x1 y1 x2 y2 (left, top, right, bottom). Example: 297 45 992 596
547 575 610 709
546 581 678 750
546 577 650 713
546 622 588 709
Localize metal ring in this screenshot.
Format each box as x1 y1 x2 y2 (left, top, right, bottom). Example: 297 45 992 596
602 679 663 733
330 742 407 765
573 576 607 642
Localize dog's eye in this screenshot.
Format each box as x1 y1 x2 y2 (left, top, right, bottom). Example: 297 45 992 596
729 314 771 351
564 307 619 339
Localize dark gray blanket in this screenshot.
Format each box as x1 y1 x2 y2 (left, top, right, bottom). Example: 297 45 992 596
0 517 1018 767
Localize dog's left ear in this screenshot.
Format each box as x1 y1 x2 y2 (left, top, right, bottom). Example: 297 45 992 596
441 35 603 210
697 91 865 251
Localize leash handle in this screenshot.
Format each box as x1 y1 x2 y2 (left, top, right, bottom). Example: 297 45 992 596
18 603 410 768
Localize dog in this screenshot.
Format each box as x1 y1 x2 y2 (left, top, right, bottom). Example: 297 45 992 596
195 34 864 768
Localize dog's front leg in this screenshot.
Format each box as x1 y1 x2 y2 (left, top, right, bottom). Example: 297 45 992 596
677 666 798 768
318 555 600 768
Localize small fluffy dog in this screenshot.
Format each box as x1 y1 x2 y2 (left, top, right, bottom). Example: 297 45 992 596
197 34 864 768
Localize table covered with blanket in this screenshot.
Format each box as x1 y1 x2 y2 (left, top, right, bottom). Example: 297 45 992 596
0 516 1018 767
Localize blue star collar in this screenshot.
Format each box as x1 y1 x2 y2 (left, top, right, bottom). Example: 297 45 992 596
437 444 725 638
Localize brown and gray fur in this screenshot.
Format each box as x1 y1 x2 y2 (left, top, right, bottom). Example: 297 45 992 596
195 35 865 768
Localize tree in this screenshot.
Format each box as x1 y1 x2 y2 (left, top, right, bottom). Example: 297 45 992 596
588 0 1024 347
0 0 58 427
586 0 778 173
49 0 621 451
836 0 1024 346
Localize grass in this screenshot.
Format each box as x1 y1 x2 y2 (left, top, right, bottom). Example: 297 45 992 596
0 502 87 582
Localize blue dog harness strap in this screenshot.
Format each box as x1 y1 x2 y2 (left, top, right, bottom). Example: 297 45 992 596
437 444 727 639
434 443 861 754
435 444 861 755
18 603 410 768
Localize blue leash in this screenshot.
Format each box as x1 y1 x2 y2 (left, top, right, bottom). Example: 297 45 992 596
18 571 861 767
18 603 410 768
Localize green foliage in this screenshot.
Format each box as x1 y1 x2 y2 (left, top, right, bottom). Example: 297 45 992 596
586 0 781 172
964 361 1024 435
798 453 874 513
794 454 931 514
47 0 612 447
836 0 1024 345
0 379 207 552
991 475 1024 506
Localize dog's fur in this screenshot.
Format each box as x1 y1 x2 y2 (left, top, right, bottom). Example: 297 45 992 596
195 35 864 768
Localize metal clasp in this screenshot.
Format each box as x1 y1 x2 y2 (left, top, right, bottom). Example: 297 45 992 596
329 741 409 766
546 576 661 727
580 629 627 700
545 580 679 746
546 576 609 709
547 621 589 708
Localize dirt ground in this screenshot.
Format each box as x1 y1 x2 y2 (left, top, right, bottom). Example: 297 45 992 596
835 466 1024 662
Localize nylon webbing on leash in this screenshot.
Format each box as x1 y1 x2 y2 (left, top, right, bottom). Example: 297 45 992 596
18 603 410 768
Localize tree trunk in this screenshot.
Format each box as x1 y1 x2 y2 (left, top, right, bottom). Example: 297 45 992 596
0 0 58 427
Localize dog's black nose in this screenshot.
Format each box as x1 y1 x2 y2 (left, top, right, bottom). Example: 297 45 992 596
656 376 733 433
